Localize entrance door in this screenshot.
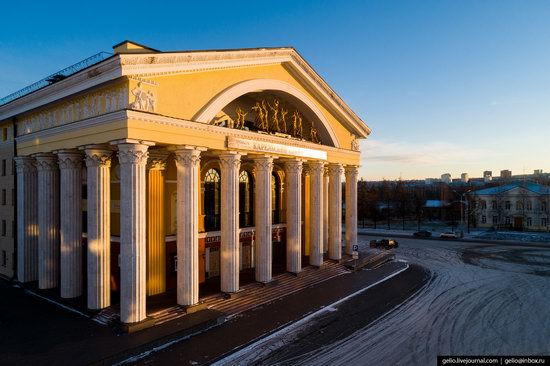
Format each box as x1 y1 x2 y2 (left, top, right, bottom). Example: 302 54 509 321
513 217 523 231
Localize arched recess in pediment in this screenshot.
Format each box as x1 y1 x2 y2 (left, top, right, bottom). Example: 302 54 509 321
193 79 340 148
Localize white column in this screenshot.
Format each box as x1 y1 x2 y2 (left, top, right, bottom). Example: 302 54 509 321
253 156 274 283
308 161 324 267
85 147 112 310
35 153 60 289
284 159 302 274
328 163 344 260
323 169 329 253
345 165 359 255
174 147 202 306
58 150 83 298
117 142 150 324
219 152 242 293
14 156 38 283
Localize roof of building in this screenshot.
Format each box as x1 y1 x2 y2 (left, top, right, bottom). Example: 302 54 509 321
473 181 550 196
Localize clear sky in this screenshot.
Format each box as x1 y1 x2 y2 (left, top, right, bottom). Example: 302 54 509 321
1 0 549 181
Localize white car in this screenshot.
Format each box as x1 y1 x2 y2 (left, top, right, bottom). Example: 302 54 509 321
440 232 458 239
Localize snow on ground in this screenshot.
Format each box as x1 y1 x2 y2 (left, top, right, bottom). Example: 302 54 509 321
218 238 550 365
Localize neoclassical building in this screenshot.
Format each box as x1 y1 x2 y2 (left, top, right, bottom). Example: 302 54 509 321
0 41 370 325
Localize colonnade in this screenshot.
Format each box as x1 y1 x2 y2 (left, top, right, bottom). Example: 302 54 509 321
14 142 359 324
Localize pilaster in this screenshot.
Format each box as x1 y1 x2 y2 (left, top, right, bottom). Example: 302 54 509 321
146 150 169 296
14 156 38 283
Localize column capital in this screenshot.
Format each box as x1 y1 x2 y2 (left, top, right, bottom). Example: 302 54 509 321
219 151 242 170
253 156 274 173
84 148 112 168
174 148 201 168
34 153 58 171
117 143 150 166
328 163 344 177
345 165 360 174
147 150 170 170
307 161 325 176
14 156 36 173
283 159 303 175
57 150 83 170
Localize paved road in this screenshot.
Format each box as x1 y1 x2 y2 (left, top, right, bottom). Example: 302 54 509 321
220 237 550 365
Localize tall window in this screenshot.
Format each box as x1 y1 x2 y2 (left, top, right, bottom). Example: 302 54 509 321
505 216 511 225
526 201 532 211
239 170 254 227
505 201 511 210
204 168 221 231
1 159 5 176
271 173 281 224
542 201 547 211
491 200 497 210
492 216 498 225
542 218 547 227
1 250 6 267
481 200 487 209
527 217 532 227
481 215 487 224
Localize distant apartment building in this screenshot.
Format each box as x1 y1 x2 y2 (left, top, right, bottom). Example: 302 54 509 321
483 171 492 182
500 170 512 179
472 182 550 232
461 173 469 183
441 173 451 184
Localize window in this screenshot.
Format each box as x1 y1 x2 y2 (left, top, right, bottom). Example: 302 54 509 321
542 218 548 227
492 216 498 225
2 127 7 141
542 201 547 211
1 220 5 236
481 215 487 224
239 170 254 227
505 201 511 210
526 201 532 211
204 168 221 231
1 250 6 267
1 189 5 205
527 217 532 227
491 201 497 210
505 216 511 225
481 200 487 209
1 159 5 176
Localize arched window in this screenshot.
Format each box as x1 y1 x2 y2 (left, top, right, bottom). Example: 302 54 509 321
204 168 221 231
272 173 281 224
239 170 254 227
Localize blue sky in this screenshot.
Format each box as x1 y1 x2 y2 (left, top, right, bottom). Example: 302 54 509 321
1 0 549 180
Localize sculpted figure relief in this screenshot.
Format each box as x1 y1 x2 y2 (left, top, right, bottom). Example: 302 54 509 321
235 106 248 129
268 99 281 133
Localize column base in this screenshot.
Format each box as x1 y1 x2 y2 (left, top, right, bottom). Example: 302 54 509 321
260 279 279 288
182 303 208 314
117 316 156 334
289 271 304 277
222 289 245 300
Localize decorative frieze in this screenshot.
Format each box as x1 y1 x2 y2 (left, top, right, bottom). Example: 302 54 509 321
17 84 128 136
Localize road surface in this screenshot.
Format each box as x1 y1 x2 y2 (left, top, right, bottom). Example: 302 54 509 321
218 237 550 365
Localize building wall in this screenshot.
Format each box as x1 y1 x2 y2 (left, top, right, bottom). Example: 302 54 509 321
475 191 550 232
0 121 15 278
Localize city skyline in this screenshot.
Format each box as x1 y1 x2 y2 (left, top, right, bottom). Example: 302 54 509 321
2 0 549 180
